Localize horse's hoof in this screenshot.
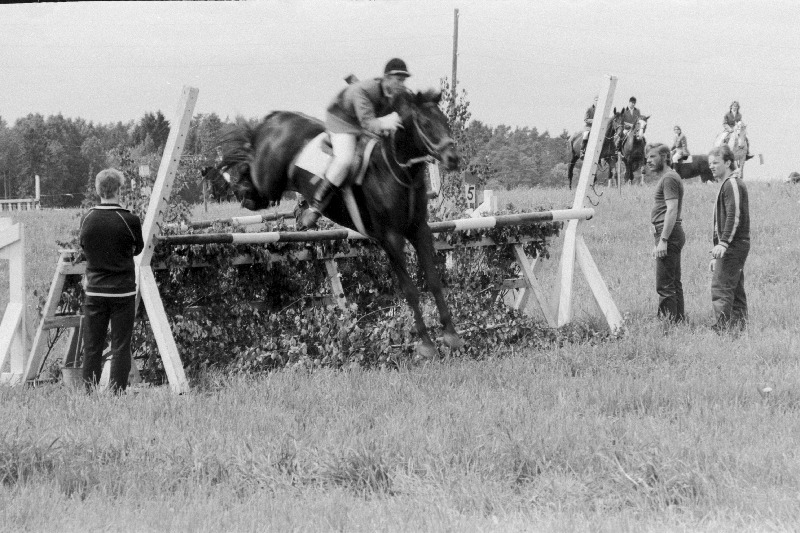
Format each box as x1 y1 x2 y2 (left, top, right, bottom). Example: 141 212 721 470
415 342 437 360
443 332 464 350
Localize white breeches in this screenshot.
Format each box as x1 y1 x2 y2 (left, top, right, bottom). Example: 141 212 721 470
326 133 358 187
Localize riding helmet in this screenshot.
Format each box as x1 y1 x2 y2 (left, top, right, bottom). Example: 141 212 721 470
384 58 411 77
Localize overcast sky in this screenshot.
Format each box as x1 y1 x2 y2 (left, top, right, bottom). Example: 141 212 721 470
3 0 799 180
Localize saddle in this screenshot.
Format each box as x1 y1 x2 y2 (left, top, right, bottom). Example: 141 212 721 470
291 133 378 187
290 133 379 236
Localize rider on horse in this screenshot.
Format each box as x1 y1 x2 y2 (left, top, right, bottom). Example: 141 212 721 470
580 95 598 157
671 125 690 164
300 58 410 229
717 101 752 160
617 96 641 152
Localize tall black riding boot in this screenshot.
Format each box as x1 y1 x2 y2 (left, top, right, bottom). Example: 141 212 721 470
580 138 588 158
300 178 337 229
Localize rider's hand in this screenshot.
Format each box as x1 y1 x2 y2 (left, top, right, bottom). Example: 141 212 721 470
377 112 402 134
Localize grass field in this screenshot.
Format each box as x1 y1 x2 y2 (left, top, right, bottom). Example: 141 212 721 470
1 179 799 532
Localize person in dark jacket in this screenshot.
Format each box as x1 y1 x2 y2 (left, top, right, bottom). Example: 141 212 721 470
300 58 410 228
707 145 750 332
671 125 690 163
617 96 642 151
79 168 144 392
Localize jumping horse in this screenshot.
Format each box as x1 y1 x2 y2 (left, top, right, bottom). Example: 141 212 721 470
567 109 624 190
619 115 649 184
219 89 463 358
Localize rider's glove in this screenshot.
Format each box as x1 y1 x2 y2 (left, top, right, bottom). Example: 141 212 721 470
376 112 402 134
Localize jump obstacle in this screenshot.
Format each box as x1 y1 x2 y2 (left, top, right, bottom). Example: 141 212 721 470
0 76 622 393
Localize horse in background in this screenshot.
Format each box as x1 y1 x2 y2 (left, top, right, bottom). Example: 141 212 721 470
566 109 623 189
619 115 649 184
219 89 464 359
672 155 715 183
200 165 237 202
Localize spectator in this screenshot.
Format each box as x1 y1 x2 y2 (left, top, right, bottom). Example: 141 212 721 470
648 144 685 323
79 168 144 393
707 145 750 332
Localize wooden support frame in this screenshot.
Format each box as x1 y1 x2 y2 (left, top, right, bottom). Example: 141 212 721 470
0 219 27 384
131 86 198 394
551 75 623 334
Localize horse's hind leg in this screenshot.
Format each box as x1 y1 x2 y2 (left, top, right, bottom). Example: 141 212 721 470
380 231 437 359
410 224 464 351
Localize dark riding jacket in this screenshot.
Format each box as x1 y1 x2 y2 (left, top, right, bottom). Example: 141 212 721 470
723 111 742 128
622 106 641 128
327 77 394 136
671 133 689 154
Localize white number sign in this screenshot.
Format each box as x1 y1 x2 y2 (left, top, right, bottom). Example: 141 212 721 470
464 184 476 209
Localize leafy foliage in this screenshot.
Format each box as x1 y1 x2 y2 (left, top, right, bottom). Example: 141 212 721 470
119 207 598 381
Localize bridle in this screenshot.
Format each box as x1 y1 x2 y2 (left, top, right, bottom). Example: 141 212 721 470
383 106 454 189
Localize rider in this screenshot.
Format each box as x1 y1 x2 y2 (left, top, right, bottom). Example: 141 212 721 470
720 100 752 160
671 125 690 164
300 58 410 229
722 101 742 142
618 96 641 152
580 95 598 157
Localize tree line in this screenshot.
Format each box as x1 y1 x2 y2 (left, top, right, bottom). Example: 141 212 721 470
0 95 577 207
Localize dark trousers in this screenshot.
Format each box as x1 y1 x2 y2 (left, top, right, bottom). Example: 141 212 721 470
82 295 135 392
655 225 685 322
712 241 749 330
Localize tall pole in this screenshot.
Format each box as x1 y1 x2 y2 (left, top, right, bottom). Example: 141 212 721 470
451 8 459 107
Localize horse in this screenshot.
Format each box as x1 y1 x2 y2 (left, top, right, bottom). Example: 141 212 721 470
218 89 463 359
728 121 749 173
566 109 623 190
200 165 237 202
672 155 715 183
619 115 649 184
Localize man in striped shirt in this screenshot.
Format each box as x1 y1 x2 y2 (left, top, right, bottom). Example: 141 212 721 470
79 169 144 392
707 145 750 332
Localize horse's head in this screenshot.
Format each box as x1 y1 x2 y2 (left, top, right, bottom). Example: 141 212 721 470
391 89 460 171
734 121 746 135
634 115 649 140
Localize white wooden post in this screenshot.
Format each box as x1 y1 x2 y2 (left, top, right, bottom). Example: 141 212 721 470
134 86 198 394
0 219 27 384
552 75 621 330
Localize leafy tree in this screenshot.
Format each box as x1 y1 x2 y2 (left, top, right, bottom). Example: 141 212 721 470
132 111 170 152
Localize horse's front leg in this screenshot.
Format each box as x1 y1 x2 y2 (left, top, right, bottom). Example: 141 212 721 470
410 223 464 351
379 231 437 359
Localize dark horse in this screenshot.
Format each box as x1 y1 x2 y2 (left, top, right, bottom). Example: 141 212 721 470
219 90 463 358
567 109 624 189
619 115 649 184
673 155 714 183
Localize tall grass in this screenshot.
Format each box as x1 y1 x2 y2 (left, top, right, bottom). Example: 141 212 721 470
1 180 799 532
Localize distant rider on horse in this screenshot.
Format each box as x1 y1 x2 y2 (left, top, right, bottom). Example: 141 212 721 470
617 96 642 152
580 95 598 157
671 125 690 164
300 58 411 228
716 100 752 160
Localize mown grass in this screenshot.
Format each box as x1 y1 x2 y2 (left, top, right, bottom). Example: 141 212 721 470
1 179 799 532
